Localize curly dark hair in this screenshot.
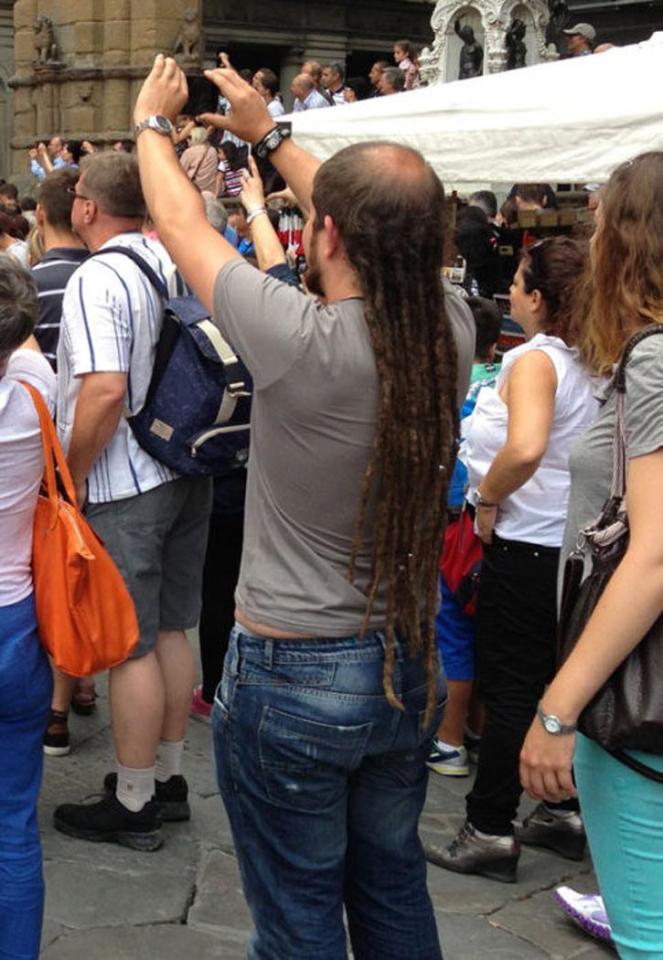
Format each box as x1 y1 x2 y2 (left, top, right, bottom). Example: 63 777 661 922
521 236 587 345
311 142 458 722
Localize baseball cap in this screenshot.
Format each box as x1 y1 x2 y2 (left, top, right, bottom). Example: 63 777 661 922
563 23 597 41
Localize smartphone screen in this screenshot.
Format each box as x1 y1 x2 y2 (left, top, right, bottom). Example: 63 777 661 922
183 74 219 117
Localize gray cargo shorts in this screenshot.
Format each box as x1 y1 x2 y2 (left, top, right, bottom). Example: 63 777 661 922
86 476 213 659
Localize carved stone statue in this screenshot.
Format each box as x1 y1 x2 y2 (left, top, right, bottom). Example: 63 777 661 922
546 0 569 53
173 8 201 64
506 18 528 69
33 16 59 66
454 20 484 79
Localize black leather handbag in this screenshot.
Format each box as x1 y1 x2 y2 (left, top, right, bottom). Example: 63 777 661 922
558 325 663 782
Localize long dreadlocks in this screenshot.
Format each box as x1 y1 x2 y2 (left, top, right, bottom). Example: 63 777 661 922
311 143 459 725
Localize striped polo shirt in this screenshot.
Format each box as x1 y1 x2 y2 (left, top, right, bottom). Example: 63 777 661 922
56 231 181 504
31 247 89 370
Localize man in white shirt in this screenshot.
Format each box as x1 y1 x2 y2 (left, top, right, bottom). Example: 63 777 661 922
52 151 212 851
29 135 66 181
252 67 285 118
291 73 331 112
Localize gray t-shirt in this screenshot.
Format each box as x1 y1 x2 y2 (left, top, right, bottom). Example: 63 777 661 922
562 335 663 570
213 260 474 635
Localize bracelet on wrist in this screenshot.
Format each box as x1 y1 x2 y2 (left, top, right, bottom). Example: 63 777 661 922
474 488 498 509
246 207 267 225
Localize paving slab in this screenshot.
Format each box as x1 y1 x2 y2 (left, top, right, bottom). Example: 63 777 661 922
43 857 196 929
40 925 248 960
438 912 550 959
187 848 253 942
491 885 615 960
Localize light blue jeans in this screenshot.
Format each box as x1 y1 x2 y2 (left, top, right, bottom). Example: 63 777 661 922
212 625 446 960
575 734 663 959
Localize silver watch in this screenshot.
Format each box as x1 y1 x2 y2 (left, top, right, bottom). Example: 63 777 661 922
537 703 577 736
134 115 174 139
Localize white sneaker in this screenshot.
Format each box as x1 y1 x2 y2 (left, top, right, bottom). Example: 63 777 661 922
427 739 469 776
554 886 613 943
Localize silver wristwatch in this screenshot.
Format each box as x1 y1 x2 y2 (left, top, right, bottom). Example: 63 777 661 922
134 115 175 139
537 703 577 736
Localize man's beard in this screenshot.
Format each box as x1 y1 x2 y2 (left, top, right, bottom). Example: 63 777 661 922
303 228 325 298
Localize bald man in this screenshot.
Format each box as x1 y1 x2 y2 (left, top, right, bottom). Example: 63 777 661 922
291 72 331 111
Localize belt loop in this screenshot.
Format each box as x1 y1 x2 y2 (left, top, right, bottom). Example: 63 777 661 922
376 631 404 662
227 628 241 678
263 639 274 671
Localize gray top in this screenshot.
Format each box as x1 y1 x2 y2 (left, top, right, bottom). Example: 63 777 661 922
213 260 475 636
561 335 663 569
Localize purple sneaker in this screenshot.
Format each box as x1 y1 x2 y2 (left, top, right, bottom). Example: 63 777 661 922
554 886 613 944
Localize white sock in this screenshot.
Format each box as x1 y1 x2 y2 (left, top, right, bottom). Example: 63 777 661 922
474 824 511 840
435 736 465 751
155 739 184 783
116 764 154 813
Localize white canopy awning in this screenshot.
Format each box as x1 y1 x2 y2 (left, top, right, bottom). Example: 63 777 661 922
287 34 663 187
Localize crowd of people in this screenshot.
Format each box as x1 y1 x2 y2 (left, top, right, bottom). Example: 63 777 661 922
0 32 660 960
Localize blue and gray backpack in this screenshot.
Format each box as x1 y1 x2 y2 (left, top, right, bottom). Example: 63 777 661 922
95 246 252 478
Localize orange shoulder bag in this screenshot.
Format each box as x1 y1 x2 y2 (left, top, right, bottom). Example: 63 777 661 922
23 382 140 676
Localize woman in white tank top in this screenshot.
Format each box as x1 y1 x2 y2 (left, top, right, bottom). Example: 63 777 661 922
435 237 599 882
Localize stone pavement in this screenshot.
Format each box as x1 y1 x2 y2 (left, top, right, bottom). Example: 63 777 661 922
38 664 614 960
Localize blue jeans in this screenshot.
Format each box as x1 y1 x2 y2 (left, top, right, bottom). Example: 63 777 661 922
0 594 52 960
212 625 446 960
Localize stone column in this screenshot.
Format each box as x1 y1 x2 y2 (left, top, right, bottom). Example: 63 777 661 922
279 44 305 111
102 0 131 142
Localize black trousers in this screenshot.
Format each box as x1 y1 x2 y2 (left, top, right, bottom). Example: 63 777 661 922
198 511 244 703
466 534 560 836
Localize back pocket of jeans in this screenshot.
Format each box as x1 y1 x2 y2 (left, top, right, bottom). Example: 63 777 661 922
258 706 373 812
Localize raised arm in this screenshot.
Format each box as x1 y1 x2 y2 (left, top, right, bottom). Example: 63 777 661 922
238 157 286 273
199 54 320 217
134 56 241 313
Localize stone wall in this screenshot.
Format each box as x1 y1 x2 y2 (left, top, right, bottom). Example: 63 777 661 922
0 0 13 177
9 0 203 174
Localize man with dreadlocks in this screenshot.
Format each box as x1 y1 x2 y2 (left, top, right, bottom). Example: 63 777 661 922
134 53 474 959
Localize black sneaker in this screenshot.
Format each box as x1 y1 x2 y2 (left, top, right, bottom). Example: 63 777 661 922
53 793 162 851
43 709 70 757
103 772 191 822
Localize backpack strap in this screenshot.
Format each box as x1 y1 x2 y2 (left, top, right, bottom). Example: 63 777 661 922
90 245 170 299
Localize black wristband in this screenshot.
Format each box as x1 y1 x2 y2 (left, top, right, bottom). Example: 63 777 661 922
254 124 292 161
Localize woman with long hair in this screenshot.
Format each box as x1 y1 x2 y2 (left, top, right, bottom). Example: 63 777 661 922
436 236 598 881
521 151 663 958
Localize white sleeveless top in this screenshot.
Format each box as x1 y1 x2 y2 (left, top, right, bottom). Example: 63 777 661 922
465 333 599 547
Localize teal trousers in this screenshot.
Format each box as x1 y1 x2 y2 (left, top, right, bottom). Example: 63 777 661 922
575 734 663 959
